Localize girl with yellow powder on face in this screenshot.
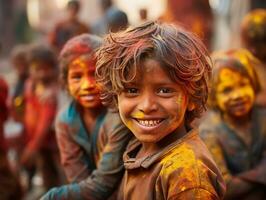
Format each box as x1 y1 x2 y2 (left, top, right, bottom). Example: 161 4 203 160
199 49 266 200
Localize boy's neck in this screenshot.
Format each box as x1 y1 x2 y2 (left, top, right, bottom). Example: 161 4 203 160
137 122 187 158
82 105 105 119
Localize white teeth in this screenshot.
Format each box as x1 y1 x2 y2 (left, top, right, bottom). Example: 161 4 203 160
81 95 95 101
137 120 161 127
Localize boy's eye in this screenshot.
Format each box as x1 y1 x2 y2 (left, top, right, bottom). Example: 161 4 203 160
125 88 139 94
123 87 139 97
157 88 175 97
221 87 232 94
157 88 173 94
239 81 249 88
70 74 82 81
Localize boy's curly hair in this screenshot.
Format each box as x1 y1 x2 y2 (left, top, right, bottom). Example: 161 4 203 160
209 48 261 110
59 34 102 87
96 21 212 125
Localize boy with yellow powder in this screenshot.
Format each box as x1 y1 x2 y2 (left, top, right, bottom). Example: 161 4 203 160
96 21 225 199
200 49 266 199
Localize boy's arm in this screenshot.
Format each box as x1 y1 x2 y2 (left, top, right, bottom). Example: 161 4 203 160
42 113 132 200
78 122 131 199
201 130 258 197
55 120 92 182
237 149 266 185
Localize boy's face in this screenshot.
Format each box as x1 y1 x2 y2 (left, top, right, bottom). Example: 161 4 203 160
215 68 255 118
67 56 102 108
117 58 189 143
30 62 55 84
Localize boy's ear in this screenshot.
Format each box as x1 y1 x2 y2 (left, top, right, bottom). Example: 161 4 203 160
187 101 196 111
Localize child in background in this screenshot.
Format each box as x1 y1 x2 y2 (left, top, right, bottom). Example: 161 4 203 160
0 76 23 200
49 0 89 54
21 44 61 192
42 34 131 200
96 21 225 199
199 49 266 199
241 9 266 106
9 44 29 122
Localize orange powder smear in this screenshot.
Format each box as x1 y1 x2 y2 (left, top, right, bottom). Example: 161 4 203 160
159 143 199 194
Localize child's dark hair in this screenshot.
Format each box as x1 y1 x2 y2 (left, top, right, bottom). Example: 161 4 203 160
67 0 80 12
10 44 29 63
28 44 57 68
96 21 212 125
59 34 102 87
241 9 266 62
209 49 261 109
106 7 128 32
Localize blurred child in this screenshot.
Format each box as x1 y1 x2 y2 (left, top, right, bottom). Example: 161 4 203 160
42 34 131 199
21 44 60 191
49 0 89 53
9 44 29 122
96 21 225 199
241 9 266 106
199 49 266 199
0 76 23 200
106 7 128 33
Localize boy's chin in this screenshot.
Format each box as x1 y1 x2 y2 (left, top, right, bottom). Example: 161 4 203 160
80 101 102 109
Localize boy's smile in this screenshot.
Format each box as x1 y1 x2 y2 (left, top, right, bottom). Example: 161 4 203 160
117 58 189 143
67 57 102 108
216 68 255 118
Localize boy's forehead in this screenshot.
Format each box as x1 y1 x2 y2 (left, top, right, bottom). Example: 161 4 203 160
30 61 54 71
126 58 162 81
218 67 248 84
70 56 95 68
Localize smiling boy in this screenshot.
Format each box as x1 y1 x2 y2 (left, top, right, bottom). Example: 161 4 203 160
96 22 226 199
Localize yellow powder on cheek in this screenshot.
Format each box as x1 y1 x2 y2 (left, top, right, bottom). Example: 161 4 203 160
131 111 145 119
68 84 80 98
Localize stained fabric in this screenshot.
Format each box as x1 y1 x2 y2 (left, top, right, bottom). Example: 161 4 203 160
118 129 226 200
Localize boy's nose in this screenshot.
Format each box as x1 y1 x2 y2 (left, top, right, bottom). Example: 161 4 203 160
138 93 158 114
231 90 243 100
81 77 96 89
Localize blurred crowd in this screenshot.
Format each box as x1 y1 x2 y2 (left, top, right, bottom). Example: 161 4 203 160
0 0 265 199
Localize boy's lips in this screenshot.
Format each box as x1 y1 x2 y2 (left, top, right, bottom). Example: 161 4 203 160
229 100 249 109
79 93 99 101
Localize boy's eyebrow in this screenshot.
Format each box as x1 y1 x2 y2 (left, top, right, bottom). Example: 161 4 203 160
123 81 139 86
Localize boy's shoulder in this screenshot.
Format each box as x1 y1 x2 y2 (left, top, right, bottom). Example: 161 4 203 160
160 129 214 170
101 110 124 130
199 111 223 137
99 109 132 141
158 130 225 198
